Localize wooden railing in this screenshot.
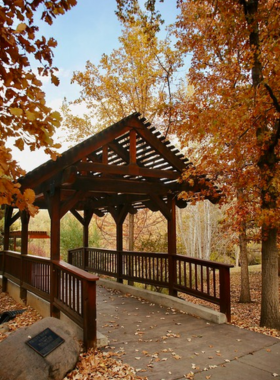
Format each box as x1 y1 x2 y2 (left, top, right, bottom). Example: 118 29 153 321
0 250 98 349
69 247 232 321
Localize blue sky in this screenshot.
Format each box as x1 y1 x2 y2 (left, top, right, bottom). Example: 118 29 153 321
11 1 181 171
43 0 180 106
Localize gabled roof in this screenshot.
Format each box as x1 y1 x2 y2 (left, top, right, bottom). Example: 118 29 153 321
19 113 214 218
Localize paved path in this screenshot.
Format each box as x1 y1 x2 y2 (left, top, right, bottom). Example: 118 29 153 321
97 285 280 380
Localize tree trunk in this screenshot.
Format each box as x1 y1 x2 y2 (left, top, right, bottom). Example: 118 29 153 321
239 225 251 303
204 201 211 260
260 227 280 328
177 208 188 253
235 245 240 268
241 0 280 328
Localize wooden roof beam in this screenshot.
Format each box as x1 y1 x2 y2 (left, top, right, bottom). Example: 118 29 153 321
66 177 173 195
60 190 88 218
132 123 186 172
148 193 171 220
76 162 179 180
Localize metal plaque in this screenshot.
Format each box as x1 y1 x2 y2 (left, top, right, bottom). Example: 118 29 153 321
26 328 65 357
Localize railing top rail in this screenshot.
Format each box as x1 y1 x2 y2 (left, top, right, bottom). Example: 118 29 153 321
85 247 117 253
1 250 21 256
119 250 168 256
83 246 169 256
70 246 233 269
2 250 51 263
174 254 234 269
68 247 85 252
52 260 99 282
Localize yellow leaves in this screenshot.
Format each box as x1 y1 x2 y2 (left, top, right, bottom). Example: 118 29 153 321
50 111 61 121
9 107 23 116
26 110 37 121
23 189 39 216
23 188 36 204
15 138 24 151
51 74 60 86
15 23 27 33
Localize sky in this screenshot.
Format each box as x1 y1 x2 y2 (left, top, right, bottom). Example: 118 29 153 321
9 0 181 172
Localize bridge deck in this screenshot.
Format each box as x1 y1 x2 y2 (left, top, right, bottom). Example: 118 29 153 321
97 285 280 380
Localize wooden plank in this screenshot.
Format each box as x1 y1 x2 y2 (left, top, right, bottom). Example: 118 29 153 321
20 118 134 190
134 124 186 172
148 193 171 220
60 190 88 218
76 162 179 179
66 177 173 195
108 141 130 163
130 129 137 164
70 209 84 225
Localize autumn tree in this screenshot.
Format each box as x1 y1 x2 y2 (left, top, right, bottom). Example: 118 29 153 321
0 0 77 214
62 14 183 141
172 0 280 328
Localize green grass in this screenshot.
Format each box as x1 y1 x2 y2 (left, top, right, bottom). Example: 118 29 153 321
230 264 261 274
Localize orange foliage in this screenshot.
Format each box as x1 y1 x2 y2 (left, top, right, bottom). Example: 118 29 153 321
0 0 77 214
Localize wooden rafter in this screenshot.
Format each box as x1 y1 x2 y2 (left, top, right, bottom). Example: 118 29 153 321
18 113 217 216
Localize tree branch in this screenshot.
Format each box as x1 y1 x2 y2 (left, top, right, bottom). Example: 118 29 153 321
264 83 280 113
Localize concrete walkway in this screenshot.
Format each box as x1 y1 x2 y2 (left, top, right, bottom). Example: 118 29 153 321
97 284 280 380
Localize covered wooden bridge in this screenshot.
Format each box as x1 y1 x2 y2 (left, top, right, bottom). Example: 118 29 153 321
0 113 232 349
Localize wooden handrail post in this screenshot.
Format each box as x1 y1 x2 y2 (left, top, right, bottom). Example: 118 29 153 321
1 251 7 292
68 249 72 265
50 262 60 319
20 211 29 301
117 250 123 283
116 221 123 283
82 247 88 271
82 279 97 350
167 195 177 297
219 267 231 322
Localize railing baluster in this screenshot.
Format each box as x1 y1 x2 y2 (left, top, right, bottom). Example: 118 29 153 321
213 269 216 298
67 247 232 321
207 267 210 294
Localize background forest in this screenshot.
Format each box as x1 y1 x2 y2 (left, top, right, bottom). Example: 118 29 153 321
0 201 260 267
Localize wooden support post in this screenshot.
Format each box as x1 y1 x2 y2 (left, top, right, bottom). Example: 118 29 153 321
111 205 129 284
83 209 94 271
50 188 61 261
219 267 231 322
50 188 61 318
2 206 13 292
20 210 29 301
128 213 134 286
116 221 123 283
21 211 29 255
83 209 94 247
167 195 177 297
82 279 97 350
4 206 12 250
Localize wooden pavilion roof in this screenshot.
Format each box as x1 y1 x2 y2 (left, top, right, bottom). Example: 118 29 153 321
19 113 216 219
